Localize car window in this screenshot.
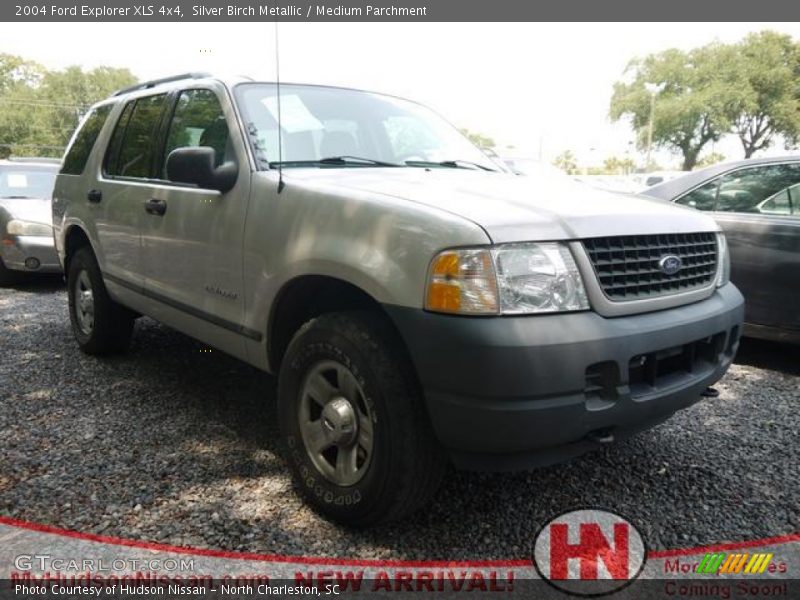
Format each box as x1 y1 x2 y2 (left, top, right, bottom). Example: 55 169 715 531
60 104 112 176
675 179 718 211
162 89 232 178
789 183 800 215
103 101 135 176
758 189 791 215
109 94 167 179
716 164 800 213
0 166 57 198
235 83 497 170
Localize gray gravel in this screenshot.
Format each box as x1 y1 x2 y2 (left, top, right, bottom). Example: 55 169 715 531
1 278 798 560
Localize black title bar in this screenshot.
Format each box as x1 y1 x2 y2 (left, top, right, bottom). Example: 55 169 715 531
5 0 800 22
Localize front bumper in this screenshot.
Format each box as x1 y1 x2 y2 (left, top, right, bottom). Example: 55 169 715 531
1 235 61 273
385 284 744 470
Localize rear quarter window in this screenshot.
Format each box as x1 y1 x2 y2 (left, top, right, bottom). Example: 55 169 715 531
60 105 113 175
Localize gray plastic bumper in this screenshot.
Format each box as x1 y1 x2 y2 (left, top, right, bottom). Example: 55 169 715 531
384 284 745 471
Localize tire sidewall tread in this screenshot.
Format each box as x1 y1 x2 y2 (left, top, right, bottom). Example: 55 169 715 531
278 311 445 526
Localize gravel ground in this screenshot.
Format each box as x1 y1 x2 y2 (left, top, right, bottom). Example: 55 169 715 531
1 277 798 560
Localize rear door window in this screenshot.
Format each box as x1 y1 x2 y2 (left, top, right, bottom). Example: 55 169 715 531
108 94 168 179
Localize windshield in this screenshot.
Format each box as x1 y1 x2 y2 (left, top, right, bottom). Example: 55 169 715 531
235 83 497 171
0 165 58 199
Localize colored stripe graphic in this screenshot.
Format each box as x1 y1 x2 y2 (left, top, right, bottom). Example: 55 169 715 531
702 552 773 574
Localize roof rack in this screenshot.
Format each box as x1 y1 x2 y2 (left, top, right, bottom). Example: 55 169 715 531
112 72 212 97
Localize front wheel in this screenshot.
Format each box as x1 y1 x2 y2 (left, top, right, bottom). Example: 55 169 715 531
278 311 447 526
67 247 134 355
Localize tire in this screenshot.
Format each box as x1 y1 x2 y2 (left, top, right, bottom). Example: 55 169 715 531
0 257 18 287
67 246 134 355
278 311 447 526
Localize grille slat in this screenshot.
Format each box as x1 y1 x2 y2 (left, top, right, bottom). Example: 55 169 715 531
583 232 718 301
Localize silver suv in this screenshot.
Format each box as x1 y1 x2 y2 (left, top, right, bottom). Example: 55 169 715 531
53 73 744 525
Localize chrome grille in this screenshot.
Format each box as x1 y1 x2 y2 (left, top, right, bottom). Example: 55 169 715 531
582 233 718 301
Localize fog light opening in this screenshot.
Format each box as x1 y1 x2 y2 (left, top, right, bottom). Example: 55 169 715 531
24 257 41 270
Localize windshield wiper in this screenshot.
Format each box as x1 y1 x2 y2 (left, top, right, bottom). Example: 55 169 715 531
405 159 498 172
319 156 402 167
269 156 403 168
0 195 35 199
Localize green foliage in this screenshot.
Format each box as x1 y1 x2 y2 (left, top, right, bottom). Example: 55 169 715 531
603 155 636 175
732 31 800 157
0 54 136 158
696 152 727 169
610 31 800 168
553 150 579 174
610 44 741 171
459 128 495 149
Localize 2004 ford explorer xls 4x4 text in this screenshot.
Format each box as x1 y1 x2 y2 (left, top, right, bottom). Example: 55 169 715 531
52 73 744 525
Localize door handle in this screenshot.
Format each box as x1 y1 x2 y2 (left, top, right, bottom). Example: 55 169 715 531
144 198 167 216
87 189 102 203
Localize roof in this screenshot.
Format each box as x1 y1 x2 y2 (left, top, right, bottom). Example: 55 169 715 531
642 155 800 200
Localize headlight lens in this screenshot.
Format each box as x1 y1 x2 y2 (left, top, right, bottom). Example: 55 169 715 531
493 243 589 313
716 232 730 287
425 242 589 315
6 219 52 237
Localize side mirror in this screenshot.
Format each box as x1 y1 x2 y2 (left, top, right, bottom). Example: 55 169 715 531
166 146 238 193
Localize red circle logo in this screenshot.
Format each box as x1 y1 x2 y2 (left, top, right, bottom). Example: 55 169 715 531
533 508 647 596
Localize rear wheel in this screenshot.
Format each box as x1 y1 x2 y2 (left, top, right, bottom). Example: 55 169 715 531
278 311 447 526
67 247 134 355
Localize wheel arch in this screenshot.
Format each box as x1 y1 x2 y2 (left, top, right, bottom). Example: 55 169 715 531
266 274 409 373
63 224 94 274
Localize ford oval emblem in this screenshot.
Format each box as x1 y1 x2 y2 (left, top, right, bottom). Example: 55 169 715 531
659 254 683 276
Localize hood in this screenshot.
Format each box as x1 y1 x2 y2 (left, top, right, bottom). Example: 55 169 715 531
0 197 52 226
285 168 719 243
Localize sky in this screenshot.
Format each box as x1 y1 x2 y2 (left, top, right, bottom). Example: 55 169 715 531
2 22 800 168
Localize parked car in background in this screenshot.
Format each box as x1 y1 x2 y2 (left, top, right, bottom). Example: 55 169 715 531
638 170 685 189
643 156 800 343
574 174 642 194
0 158 61 285
502 156 565 178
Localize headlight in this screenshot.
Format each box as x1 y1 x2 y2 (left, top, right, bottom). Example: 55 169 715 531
716 232 730 287
425 242 589 315
6 219 52 237
493 243 589 313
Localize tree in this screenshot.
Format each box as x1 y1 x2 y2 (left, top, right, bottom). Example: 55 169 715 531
610 44 743 171
459 128 495 149
0 53 44 94
732 32 800 158
553 150 579 174
696 152 727 169
0 56 136 158
603 156 636 175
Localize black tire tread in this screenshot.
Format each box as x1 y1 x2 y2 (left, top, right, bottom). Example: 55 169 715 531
280 310 447 525
67 246 134 355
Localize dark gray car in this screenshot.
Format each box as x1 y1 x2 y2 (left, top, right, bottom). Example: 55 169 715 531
643 156 800 343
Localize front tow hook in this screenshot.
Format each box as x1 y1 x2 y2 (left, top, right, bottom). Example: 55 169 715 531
586 429 615 444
